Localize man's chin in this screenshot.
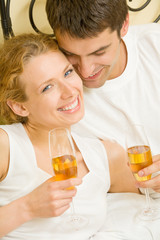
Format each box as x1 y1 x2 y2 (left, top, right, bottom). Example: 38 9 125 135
83 80 105 89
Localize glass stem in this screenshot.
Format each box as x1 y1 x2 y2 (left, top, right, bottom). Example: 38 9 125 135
71 200 76 216
145 188 151 210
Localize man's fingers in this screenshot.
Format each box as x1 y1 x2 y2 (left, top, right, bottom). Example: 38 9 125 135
138 160 160 177
136 174 160 189
135 154 160 192
152 154 160 163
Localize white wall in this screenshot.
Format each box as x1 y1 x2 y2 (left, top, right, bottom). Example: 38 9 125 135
128 0 160 24
0 0 53 43
0 0 160 43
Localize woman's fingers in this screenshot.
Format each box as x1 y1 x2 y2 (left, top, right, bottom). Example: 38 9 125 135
49 198 73 216
48 177 82 190
26 177 82 219
50 188 77 201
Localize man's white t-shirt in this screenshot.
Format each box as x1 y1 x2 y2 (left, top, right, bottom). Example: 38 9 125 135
72 23 160 156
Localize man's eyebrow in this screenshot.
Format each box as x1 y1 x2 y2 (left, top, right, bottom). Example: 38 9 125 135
88 45 111 56
59 47 74 55
59 44 111 56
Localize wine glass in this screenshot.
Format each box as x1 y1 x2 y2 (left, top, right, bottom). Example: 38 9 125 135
49 127 88 230
126 124 159 221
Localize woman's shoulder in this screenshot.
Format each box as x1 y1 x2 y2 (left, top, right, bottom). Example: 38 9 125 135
0 127 10 181
0 126 9 143
0 123 22 133
0 123 24 181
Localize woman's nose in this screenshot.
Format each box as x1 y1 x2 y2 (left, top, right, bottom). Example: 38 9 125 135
60 82 75 99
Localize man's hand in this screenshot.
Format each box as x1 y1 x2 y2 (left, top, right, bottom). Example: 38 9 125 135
135 154 160 192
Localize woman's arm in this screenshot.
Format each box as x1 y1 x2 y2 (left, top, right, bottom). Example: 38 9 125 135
0 129 81 237
0 178 81 237
102 140 139 194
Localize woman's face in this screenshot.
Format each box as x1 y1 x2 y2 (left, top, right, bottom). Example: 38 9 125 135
19 51 84 130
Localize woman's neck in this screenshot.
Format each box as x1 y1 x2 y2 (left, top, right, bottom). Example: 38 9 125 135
23 122 71 146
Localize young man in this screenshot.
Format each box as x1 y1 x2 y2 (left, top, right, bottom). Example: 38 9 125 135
46 0 160 193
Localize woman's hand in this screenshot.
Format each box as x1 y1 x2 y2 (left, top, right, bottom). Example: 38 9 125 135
0 177 82 237
136 154 160 192
25 177 82 220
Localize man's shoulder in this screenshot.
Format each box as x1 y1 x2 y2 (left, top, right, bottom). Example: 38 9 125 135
128 23 160 37
124 23 160 51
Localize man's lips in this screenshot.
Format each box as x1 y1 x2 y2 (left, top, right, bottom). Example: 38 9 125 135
84 68 104 80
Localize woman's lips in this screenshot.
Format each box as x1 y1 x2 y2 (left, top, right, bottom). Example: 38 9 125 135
58 97 80 113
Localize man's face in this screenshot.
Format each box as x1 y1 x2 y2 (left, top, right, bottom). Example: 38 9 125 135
56 28 127 88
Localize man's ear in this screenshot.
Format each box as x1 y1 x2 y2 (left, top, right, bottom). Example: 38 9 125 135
120 13 129 37
7 100 29 117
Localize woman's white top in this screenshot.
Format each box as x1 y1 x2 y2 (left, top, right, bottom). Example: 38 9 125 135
0 123 110 240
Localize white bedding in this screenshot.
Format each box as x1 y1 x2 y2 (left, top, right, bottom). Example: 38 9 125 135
92 192 160 240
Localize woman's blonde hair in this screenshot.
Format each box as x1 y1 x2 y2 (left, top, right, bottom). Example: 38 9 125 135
0 33 58 124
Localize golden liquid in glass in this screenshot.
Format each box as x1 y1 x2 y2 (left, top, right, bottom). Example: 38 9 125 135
52 154 77 181
127 145 152 181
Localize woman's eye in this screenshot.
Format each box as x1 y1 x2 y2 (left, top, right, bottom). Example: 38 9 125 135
42 85 52 93
64 69 73 77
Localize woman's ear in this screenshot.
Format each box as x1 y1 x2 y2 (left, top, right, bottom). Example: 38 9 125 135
7 100 29 117
120 13 129 37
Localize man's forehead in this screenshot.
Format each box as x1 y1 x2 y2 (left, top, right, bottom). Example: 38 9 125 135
56 29 114 56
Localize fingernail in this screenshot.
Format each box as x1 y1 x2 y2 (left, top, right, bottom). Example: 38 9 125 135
66 186 75 190
135 183 139 188
138 170 144 177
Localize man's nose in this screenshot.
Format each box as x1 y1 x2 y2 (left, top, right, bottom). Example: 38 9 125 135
75 58 94 78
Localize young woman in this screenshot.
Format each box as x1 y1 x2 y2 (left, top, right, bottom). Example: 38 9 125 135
0 33 139 240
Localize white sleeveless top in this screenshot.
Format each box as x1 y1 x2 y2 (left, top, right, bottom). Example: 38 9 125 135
0 123 110 240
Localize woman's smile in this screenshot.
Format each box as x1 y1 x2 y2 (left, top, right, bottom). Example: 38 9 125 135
58 96 80 113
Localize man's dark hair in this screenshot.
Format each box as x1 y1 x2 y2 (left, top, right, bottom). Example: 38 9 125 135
46 0 128 38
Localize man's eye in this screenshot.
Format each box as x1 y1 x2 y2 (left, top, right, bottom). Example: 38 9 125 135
64 52 73 56
42 85 52 93
64 69 73 77
95 51 105 56
61 50 74 57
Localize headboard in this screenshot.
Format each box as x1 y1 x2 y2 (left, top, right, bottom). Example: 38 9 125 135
0 0 160 43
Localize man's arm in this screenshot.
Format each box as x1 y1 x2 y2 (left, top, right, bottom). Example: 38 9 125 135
102 140 139 193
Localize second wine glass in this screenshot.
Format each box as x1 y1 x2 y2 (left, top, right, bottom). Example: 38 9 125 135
49 127 88 230
126 124 159 221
